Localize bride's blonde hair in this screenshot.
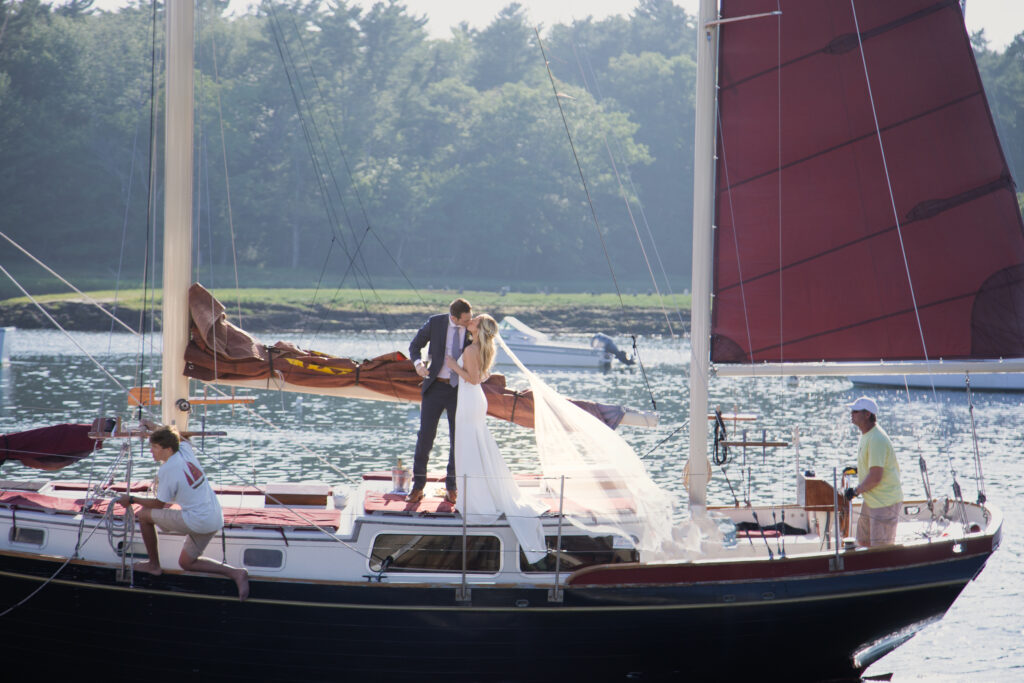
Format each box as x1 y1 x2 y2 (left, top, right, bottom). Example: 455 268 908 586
475 314 499 374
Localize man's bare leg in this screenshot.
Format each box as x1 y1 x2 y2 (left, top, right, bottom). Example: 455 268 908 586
179 552 250 601
133 508 163 575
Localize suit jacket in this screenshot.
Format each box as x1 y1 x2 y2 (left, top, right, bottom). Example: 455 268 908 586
409 314 469 395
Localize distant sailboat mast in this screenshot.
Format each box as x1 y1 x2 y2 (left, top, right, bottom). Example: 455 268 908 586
162 0 194 429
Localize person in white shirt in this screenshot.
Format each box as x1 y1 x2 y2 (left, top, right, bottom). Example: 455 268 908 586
407 298 472 504
117 425 249 600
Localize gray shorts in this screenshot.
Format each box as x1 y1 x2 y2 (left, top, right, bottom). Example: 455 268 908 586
856 501 902 547
151 508 217 560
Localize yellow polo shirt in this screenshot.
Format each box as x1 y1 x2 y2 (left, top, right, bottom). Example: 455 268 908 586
857 424 903 508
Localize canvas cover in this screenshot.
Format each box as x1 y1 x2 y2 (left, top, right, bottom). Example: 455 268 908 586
184 284 626 429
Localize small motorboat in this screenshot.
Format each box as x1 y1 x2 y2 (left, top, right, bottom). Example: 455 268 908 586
495 316 633 369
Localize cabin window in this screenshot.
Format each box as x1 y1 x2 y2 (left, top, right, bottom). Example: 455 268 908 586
244 548 284 569
370 534 500 573
9 526 45 546
116 541 148 559
520 535 638 572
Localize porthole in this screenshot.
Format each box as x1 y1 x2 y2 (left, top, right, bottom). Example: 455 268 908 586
116 541 148 559
244 548 284 569
9 527 45 546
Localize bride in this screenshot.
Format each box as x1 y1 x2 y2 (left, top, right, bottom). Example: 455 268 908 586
445 314 548 564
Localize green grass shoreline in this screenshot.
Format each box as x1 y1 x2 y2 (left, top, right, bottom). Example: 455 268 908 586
0 288 690 336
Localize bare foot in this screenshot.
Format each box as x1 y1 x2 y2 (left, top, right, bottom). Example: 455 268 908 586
133 561 162 576
232 567 250 601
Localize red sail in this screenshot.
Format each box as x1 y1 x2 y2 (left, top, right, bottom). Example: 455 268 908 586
711 0 1024 364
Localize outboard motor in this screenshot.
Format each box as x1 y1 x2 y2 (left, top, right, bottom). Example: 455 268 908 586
591 333 634 365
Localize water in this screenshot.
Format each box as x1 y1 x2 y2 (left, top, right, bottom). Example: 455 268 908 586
1 328 1022 681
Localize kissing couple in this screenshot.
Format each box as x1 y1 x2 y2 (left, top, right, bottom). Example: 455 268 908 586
408 299 547 563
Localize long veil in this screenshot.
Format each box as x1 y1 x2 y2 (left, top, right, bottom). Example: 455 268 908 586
496 336 701 561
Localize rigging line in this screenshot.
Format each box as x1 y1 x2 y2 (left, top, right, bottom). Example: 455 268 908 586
569 46 673 335
0 232 137 336
269 6 426 334
603 135 674 336
557 46 659 411
261 3 429 332
199 446 373 560
850 0 969 517
0 264 157 420
107 77 152 362
541 38 657 409
964 376 987 503
266 7 351 254
264 9 398 340
572 42 682 337
282 9 370 235
0 446 133 617
280 16 430 319
849 1 933 380
715 104 756 365
775 2 784 370
0 547 73 619
207 14 244 326
266 2 385 297
188 379 358 484
534 27 627 310
308 228 379 343
276 3 380 268
137 0 161 419
263 16 355 340
642 418 689 459
575 46 687 334
264 12 354 261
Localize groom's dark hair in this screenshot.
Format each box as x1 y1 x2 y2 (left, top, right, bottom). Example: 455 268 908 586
449 298 471 318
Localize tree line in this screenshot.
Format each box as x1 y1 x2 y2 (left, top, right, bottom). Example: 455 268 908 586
1 0 1022 300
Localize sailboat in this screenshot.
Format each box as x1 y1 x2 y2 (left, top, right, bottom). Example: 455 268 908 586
0 2 1010 681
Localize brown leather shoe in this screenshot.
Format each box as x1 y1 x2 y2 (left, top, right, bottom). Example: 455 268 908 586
406 488 425 504
443 489 458 505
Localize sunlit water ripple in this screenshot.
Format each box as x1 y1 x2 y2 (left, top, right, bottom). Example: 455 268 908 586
1 329 1021 680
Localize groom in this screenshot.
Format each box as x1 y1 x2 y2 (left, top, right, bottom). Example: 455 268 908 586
407 298 472 504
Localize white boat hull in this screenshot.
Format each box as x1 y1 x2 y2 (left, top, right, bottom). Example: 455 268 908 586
851 372 1024 391
496 341 611 369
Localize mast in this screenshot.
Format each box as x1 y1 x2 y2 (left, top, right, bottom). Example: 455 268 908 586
687 0 719 512
161 1 194 429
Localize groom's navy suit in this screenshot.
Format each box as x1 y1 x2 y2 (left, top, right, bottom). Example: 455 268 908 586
409 314 468 492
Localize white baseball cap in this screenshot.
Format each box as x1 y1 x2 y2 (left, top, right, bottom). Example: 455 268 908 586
847 396 879 415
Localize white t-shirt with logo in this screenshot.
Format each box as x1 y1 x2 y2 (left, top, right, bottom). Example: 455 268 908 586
155 440 223 534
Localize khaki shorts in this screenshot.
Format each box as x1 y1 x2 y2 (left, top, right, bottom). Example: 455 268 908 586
856 501 902 547
150 508 217 560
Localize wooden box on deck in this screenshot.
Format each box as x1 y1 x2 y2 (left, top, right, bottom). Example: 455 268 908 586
264 482 330 506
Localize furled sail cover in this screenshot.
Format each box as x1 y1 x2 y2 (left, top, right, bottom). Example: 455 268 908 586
184 284 627 430
712 0 1024 364
0 419 113 471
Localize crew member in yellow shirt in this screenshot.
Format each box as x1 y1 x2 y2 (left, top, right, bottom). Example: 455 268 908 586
844 396 903 547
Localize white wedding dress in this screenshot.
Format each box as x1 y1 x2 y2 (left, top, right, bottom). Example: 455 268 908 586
454 358 548 564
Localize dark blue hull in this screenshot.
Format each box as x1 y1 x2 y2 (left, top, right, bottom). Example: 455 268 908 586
0 538 995 682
